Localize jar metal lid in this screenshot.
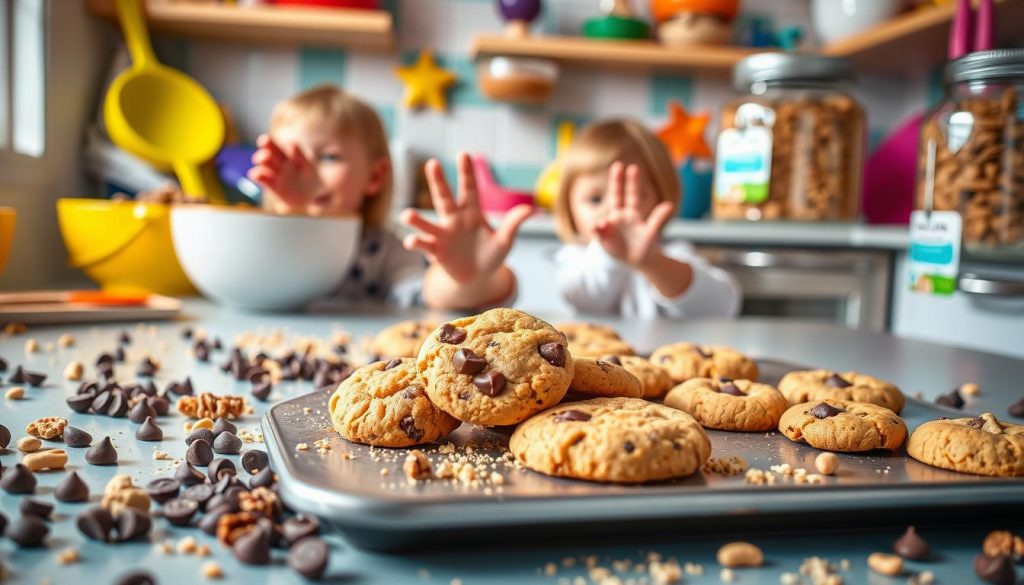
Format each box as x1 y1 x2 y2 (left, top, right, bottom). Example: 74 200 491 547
733 52 854 91
947 49 1024 84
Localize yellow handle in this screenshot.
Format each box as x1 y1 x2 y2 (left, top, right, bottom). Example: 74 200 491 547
174 160 226 204
556 121 575 152
115 0 157 70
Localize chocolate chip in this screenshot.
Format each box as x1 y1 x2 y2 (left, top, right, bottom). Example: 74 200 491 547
212 417 237 438
118 330 132 345
136 360 156 378
106 391 129 417
438 324 467 344
136 417 163 442
936 389 965 409
0 356 6 371
810 402 845 419
114 346 126 362
22 369 46 387
250 466 275 490
282 514 320 545
288 537 328 579
75 381 98 395
384 358 402 370
245 366 269 383
147 395 171 416
234 525 272 565
55 471 90 502
186 428 215 447
553 410 592 423
967 416 986 429
114 508 151 541
975 553 1016 585
402 387 426 399
473 370 506 397
19 498 53 520
623 441 636 453
1 463 37 494
0 424 10 449
62 426 92 448
241 450 270 475
1008 398 1024 418
91 390 113 412
86 436 118 465
77 506 114 542
719 382 745 396
66 393 94 413
251 381 272 401
693 346 712 358
604 355 622 366
97 362 115 380
454 348 487 375
186 438 214 466
825 373 852 388
175 462 206 487
893 525 930 560
128 400 157 424
539 342 568 368
214 432 242 455
173 377 194 396
183 483 215 510
399 416 423 442
198 505 233 535
146 478 181 504
208 458 237 482
7 514 49 546
194 341 210 362
114 571 157 585
162 497 199 526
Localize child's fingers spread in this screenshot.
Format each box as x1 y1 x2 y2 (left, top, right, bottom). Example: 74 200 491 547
495 204 533 246
400 208 444 237
252 149 284 172
624 164 642 210
260 135 287 159
425 159 458 215
456 152 479 208
607 161 625 210
247 167 278 188
645 201 675 234
403 233 439 257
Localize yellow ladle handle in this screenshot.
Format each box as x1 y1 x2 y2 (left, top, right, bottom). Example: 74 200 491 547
115 0 157 70
174 161 209 200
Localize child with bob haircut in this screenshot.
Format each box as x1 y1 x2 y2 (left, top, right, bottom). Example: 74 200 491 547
249 85 530 310
553 119 740 318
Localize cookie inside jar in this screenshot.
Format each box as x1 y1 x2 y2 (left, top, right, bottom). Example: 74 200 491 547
713 53 864 222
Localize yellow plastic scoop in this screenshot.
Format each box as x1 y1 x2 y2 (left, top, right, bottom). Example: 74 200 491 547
104 0 225 202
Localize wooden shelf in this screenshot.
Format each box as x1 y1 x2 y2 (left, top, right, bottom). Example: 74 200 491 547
86 0 394 52
471 34 767 75
822 0 1024 74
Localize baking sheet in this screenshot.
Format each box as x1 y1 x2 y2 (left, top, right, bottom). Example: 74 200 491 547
263 359 1024 549
0 294 182 324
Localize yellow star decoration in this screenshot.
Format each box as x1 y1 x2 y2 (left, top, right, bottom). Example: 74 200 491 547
395 50 458 112
656 100 712 162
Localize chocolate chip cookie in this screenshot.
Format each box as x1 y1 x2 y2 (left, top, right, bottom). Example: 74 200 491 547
649 342 759 384
778 370 905 414
328 358 459 447
907 413 1024 477
509 397 712 484
664 378 788 432
417 309 573 427
556 322 636 358
371 320 438 359
778 400 907 452
600 355 673 399
569 358 643 399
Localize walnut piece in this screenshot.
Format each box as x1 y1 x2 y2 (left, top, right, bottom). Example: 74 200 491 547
239 487 281 519
216 511 262 546
26 417 68 440
177 392 246 420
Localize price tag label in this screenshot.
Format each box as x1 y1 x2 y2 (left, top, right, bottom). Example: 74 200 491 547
908 210 962 296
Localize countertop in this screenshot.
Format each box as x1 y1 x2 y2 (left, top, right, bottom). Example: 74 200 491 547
0 301 1021 585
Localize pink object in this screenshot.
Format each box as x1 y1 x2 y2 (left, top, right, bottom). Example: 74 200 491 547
471 155 536 213
949 0 972 59
862 113 922 225
974 0 993 51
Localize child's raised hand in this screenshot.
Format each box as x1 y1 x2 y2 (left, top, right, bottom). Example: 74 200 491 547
248 134 323 209
594 162 675 268
401 152 532 283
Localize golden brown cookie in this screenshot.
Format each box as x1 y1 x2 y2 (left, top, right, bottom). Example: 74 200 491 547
649 342 759 384
556 322 636 358
328 358 460 447
778 400 907 452
907 413 1024 477
371 320 438 359
569 358 643 399
600 355 673 398
664 378 788 432
416 309 573 427
509 397 712 484
778 370 905 414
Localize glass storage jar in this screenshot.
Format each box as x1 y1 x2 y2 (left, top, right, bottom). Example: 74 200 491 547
917 49 1024 254
713 53 865 221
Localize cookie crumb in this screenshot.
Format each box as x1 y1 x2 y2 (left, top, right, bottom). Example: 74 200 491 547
403 450 433 481
450 579 462 585
544 563 558 576
684 562 703 576
815 452 839 476
296 443 309 451
720 568 736 583
867 552 902 576
56 548 80 565
314 438 332 454
960 382 980 396
196 544 211 557
379 468 389 476
650 559 683 584
780 573 800 585
201 561 224 579
909 570 935 585
57 333 75 348
25 338 40 353
5 386 25 400
156 540 175 555
703 456 748 476
153 450 172 461
64 361 84 381
177 536 198 555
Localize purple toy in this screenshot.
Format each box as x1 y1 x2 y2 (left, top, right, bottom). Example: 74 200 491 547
498 0 541 22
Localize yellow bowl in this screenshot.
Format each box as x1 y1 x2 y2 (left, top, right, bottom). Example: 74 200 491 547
0 207 14 276
56 198 196 296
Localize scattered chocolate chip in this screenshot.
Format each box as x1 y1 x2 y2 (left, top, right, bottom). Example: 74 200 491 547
251 381 272 401
22 369 46 387
161 497 198 527
288 537 328 579
893 525 930 560
66 393 94 413
136 360 156 378
208 458 237 482
604 355 622 366
86 436 118 465
63 426 93 448
242 450 270 475
146 478 181 504
473 370 506 397
77 506 114 541
453 348 487 375
198 505 233 535
399 416 423 442
234 525 272 565
719 382 745 396
825 373 852 388
114 508 151 541
214 474 244 496
383 358 403 370
214 432 242 455
55 471 90 502
974 553 1016 585
183 483 215 510
186 428 215 447
693 346 712 358
136 417 164 442
245 366 269 383
0 511 6 534
623 441 636 453
97 362 115 380
173 377 194 396
810 403 845 419
129 400 157 424
96 353 114 367
175 462 206 487
212 417 237 437
402 386 426 399
1 463 37 494
553 410 592 423
0 356 6 370
19 498 53 520
147 395 171 416
967 416 986 429
0 423 10 449
194 340 210 362
8 365 26 383
114 571 157 585
250 466 275 490
186 438 214 466
118 331 132 345
538 342 567 367
1008 398 1024 418
936 389 965 409
438 324 467 344
114 346 126 362
282 514 320 545
106 391 129 417
7 514 49 546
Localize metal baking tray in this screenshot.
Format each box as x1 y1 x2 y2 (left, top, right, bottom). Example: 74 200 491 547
263 360 1024 551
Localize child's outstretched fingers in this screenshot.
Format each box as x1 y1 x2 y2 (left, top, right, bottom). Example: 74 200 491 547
455 151 479 209
624 164 642 210
606 161 626 210
495 203 533 247
645 201 675 236
424 159 458 216
400 208 444 238
402 232 438 260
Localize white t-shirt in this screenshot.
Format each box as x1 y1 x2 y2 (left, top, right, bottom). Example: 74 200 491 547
554 240 741 319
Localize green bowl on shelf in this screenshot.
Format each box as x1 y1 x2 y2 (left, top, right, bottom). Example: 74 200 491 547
583 15 650 40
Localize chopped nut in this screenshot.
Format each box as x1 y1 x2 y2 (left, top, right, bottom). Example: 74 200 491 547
867 552 902 576
982 530 1024 559
780 573 800 585
239 487 281 518
23 448 68 471
909 570 936 585
63 361 84 381
649 559 683 584
960 382 980 396
26 416 68 440
100 475 151 516
155 540 175 555
815 452 840 476
177 393 245 420
5 386 25 400
684 562 703 576
196 544 211 557
403 450 433 481
201 561 223 579
153 450 172 461
25 338 40 353
720 568 736 583
57 333 75 348
176 536 198 555
296 443 309 451
56 548 80 565
216 512 261 546
16 436 42 452
718 542 764 568
3 322 28 334
193 417 215 431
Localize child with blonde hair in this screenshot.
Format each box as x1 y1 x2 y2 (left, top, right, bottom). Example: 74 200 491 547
249 85 530 309
554 119 740 318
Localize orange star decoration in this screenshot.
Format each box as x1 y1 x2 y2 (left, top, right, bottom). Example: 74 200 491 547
395 50 458 112
656 100 712 163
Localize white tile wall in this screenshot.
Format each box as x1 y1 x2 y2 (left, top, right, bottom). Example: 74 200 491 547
496 107 553 166
345 52 404 104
